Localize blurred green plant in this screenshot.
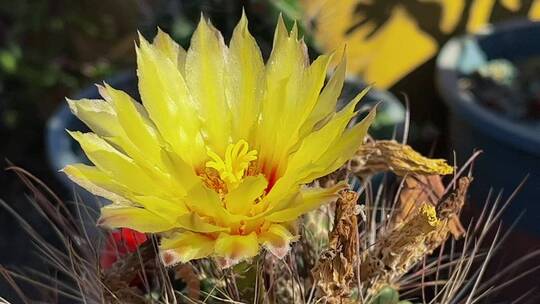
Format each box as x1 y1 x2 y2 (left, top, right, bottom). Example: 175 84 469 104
0 0 318 131
144 0 312 57
370 286 413 304
0 0 139 128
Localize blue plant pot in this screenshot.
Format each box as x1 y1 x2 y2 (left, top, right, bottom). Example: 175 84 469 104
436 20 540 235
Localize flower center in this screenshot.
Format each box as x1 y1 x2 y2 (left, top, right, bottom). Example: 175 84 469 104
205 140 258 190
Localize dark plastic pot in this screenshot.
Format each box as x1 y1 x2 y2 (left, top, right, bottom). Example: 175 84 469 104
46 72 403 210
436 20 540 235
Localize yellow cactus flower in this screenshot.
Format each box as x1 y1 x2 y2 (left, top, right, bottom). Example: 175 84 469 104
63 14 375 267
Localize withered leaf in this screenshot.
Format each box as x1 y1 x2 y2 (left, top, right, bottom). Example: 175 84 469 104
313 190 359 303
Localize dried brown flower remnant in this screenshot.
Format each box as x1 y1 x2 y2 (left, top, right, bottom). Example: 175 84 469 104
352 140 453 177
395 175 466 239
359 204 440 293
396 175 445 225
313 190 359 303
359 178 471 294
427 177 471 249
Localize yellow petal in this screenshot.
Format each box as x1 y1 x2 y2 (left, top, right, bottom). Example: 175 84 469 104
185 183 249 226
152 28 186 71
185 183 227 219
299 55 346 137
270 53 333 172
69 131 160 195
267 16 307 78
256 16 309 172
266 183 346 222
67 98 121 137
290 53 334 131
133 195 189 218
301 107 377 183
258 224 296 259
185 17 231 154
62 164 130 203
214 232 259 268
252 188 299 219
224 174 267 215
282 88 370 187
98 204 175 233
160 148 201 195
105 84 163 166
176 213 229 233
227 12 264 143
137 33 205 166
160 232 215 266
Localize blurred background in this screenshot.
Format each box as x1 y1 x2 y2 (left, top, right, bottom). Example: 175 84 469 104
1 0 540 302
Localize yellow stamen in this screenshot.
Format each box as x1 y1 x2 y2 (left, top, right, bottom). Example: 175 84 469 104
206 140 258 189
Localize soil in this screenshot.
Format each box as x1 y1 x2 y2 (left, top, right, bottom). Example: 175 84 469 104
461 57 540 124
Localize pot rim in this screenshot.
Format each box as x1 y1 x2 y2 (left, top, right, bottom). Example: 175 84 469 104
436 20 540 156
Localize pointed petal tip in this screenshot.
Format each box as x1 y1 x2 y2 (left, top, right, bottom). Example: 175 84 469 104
102 82 114 93
66 129 80 139
348 86 372 110
341 43 348 56
136 30 145 44
197 13 208 28
66 98 77 113
291 21 299 39
136 31 154 52
238 9 249 30
153 27 177 46
276 13 287 34
363 100 379 116
96 83 112 101
337 45 348 65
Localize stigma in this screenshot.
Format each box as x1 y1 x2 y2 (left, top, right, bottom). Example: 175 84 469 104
205 140 258 190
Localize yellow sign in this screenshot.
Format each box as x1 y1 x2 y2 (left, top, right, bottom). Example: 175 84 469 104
301 0 540 88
